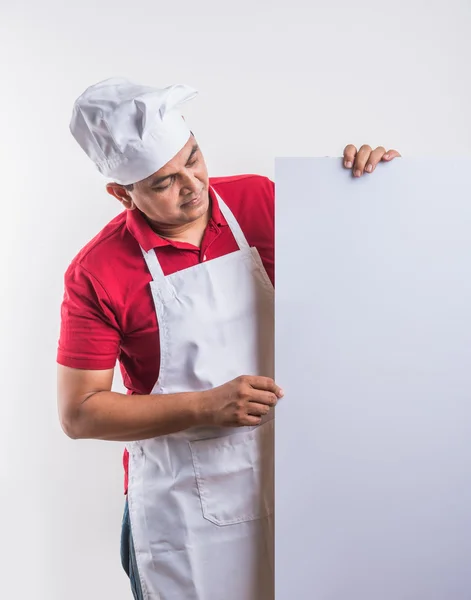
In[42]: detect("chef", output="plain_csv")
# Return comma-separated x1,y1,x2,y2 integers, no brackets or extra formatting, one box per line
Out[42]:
57,77,400,600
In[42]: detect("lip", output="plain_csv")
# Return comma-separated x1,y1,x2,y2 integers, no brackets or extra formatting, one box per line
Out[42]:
183,192,203,207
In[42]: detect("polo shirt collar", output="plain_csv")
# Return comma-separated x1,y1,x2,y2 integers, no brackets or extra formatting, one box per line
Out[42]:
126,184,226,252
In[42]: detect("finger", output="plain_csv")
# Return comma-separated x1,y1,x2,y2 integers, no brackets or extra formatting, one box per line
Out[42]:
353,144,372,177
241,415,263,427
382,149,402,161
249,390,279,408
343,144,357,169
246,376,284,397
364,146,386,174
247,402,272,417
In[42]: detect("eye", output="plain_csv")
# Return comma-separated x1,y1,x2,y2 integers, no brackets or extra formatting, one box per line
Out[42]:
187,158,198,167
153,177,174,191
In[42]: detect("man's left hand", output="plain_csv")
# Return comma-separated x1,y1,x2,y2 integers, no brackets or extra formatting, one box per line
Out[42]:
343,144,401,177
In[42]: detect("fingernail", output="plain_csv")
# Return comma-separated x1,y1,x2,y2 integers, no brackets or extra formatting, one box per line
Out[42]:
366,164,373,173
354,170,361,177
384,154,390,159
345,161,353,168
278,389,284,397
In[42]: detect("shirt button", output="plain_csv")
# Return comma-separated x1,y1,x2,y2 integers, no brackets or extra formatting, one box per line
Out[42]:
203,254,207,261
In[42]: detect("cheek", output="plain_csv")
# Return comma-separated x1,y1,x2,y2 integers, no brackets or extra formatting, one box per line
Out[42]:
199,170,209,188
153,191,183,215
134,194,168,217
196,161,209,179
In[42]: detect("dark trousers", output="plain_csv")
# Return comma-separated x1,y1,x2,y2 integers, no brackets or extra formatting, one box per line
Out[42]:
120,499,144,600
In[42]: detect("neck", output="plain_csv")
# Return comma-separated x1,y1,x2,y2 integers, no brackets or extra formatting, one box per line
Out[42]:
147,207,210,248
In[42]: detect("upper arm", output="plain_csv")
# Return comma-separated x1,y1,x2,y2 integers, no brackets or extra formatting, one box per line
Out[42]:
57,365,114,437
57,262,121,437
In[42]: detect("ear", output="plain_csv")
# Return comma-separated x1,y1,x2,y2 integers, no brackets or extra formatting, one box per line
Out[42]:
106,183,135,210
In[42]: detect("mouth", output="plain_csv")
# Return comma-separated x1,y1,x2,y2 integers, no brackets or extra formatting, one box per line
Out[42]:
182,191,204,207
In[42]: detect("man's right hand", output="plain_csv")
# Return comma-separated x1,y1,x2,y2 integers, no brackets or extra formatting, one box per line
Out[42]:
198,376,284,428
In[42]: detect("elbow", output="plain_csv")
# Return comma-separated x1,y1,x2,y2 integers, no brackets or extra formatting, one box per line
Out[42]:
58,407,87,440
59,414,81,440
61,421,80,440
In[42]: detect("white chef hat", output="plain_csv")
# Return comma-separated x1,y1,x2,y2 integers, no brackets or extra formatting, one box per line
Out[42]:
69,77,198,185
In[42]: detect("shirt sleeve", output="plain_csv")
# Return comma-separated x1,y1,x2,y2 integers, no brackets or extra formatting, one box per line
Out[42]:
57,262,121,370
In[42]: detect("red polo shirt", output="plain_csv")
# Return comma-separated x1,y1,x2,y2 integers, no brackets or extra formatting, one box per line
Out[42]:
57,174,274,492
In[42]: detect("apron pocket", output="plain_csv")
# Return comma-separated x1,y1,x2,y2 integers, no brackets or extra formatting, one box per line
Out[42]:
189,419,274,526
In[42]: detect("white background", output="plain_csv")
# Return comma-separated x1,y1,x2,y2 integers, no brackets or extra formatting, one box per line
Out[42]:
1,1,470,598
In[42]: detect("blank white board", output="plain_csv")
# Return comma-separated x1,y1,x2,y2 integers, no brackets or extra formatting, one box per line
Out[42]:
274,158,471,600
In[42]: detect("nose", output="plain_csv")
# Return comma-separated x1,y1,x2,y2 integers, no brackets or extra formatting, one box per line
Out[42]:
180,169,201,195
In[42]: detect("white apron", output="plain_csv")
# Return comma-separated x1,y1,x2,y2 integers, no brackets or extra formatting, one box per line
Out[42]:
126,190,275,600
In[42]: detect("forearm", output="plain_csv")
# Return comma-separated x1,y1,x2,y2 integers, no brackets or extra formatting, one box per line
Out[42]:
68,390,208,442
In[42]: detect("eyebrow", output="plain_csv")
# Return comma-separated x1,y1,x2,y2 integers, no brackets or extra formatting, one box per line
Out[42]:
149,144,199,187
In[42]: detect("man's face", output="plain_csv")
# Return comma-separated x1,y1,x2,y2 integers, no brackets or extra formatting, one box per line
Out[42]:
113,136,210,227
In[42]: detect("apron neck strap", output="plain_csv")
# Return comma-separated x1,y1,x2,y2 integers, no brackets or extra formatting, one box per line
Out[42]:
141,188,251,282
141,245,165,281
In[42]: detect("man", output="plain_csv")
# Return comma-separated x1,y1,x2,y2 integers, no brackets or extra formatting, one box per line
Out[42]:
57,77,400,600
